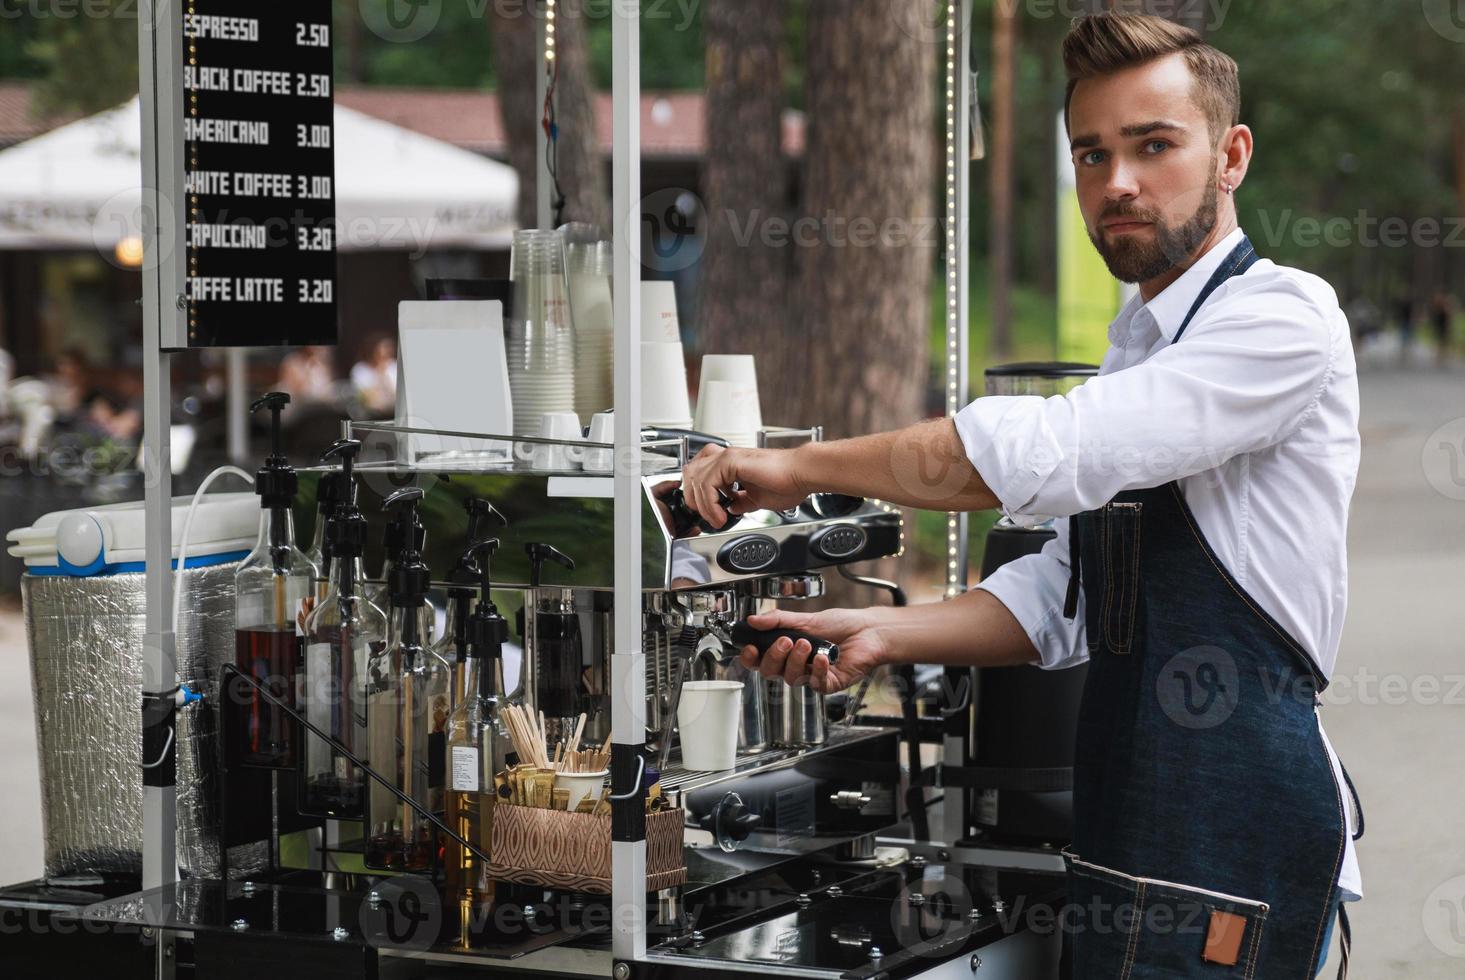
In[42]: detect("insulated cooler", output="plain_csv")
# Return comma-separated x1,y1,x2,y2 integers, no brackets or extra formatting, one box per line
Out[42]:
7,494,263,880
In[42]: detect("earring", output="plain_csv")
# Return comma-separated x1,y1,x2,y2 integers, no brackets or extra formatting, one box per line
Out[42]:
1223,182,1234,194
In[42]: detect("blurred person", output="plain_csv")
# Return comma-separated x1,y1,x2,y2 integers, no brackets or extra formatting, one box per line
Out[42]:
1429,289,1454,366
1392,290,1415,365
277,346,337,404
45,348,93,421
350,335,398,417
85,390,142,444
0,345,13,419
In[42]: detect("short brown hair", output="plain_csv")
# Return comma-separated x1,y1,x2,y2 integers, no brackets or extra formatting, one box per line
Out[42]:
1062,12,1240,142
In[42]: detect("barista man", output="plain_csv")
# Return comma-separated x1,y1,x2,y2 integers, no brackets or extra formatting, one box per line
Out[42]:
681,14,1360,980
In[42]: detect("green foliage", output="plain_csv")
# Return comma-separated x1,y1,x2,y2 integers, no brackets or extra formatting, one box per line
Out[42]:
967,0,1465,308
0,14,45,79
26,1,137,115
349,0,497,88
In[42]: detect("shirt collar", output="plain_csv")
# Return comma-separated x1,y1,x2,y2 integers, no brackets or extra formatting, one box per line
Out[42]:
1140,226,1247,342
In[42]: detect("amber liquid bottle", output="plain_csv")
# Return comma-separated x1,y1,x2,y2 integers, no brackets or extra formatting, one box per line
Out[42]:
444,539,511,946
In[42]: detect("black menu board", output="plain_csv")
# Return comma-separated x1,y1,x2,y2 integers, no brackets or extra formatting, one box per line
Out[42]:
181,3,338,348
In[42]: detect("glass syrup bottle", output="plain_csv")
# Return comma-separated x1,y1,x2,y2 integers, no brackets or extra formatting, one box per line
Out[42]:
233,393,316,770
304,468,346,605
364,488,445,872
445,538,512,945
300,439,387,820
433,497,508,712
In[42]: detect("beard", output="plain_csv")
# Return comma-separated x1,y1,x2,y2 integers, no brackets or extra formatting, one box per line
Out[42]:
1088,179,1219,284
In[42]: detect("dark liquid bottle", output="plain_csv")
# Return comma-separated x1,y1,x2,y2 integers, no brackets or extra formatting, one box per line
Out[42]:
233,627,304,769
233,392,315,771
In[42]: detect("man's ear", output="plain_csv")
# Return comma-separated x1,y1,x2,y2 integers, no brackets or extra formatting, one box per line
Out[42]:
1218,124,1253,192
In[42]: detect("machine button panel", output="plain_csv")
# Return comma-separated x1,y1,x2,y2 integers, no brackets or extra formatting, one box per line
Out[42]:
717,535,781,574
810,524,868,560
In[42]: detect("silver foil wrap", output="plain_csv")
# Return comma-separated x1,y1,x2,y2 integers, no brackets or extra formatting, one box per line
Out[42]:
22,563,267,880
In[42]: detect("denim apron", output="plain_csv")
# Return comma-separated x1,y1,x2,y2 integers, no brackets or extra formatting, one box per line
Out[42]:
1059,237,1354,979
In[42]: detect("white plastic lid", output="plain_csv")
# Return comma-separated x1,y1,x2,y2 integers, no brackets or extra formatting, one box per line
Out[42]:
5,492,259,577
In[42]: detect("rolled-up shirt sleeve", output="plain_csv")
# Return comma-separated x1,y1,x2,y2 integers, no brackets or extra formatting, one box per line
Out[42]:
974,517,1089,671
954,280,1337,519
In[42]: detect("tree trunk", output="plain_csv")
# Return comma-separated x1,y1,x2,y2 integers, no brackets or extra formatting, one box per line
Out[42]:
786,0,935,608
489,1,610,233
1453,105,1465,220
773,0,934,441
699,0,789,361
989,0,1018,360
337,0,366,84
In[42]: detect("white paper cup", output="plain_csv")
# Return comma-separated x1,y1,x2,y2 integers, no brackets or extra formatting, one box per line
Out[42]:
695,379,762,445
641,281,681,342
677,680,743,771
515,411,585,469
641,341,692,425
584,411,615,473
555,770,608,812
697,355,763,433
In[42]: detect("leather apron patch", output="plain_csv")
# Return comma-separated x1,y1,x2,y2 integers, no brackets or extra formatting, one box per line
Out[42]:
1203,909,1247,966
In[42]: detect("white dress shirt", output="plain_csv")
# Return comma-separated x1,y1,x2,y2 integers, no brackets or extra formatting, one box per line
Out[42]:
954,227,1362,898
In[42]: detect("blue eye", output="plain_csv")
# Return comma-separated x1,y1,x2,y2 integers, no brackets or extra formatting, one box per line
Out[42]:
1144,140,1170,154
1079,150,1106,166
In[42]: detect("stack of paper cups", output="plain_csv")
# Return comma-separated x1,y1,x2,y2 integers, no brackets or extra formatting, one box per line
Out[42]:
641,341,693,428
508,230,576,437
568,241,614,424
639,281,693,427
695,355,763,448
642,281,682,343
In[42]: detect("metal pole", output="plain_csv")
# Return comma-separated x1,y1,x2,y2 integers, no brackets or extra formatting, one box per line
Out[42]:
944,0,974,598
610,0,646,963
137,0,182,901
535,1,553,230
942,0,976,847
227,348,248,464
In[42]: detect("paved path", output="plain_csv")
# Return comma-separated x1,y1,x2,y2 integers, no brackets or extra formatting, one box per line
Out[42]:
1318,366,1465,978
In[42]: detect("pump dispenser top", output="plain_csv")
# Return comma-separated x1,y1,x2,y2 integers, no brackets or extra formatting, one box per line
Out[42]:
384,487,431,656
525,542,575,589
250,392,300,573
446,500,507,657
468,538,509,669
321,439,366,598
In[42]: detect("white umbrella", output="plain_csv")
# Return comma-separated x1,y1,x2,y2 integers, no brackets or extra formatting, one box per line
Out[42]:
0,98,518,251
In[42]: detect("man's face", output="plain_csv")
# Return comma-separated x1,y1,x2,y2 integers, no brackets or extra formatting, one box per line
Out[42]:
1068,53,1221,283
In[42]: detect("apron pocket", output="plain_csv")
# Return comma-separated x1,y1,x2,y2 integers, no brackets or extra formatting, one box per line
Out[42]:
1102,502,1143,655
1064,851,1268,979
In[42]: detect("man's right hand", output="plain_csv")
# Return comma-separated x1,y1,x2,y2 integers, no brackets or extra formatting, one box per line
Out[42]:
681,444,810,526
738,608,887,695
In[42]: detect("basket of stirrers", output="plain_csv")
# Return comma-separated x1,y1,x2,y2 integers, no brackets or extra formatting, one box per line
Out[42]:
486,704,686,894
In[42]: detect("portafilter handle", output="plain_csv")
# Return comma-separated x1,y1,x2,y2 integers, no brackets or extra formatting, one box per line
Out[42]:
718,621,840,667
